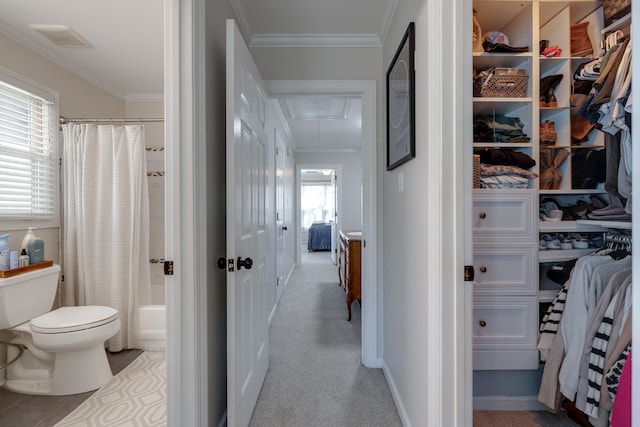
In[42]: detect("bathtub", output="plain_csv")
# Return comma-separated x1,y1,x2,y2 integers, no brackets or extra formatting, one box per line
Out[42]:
138,305,166,351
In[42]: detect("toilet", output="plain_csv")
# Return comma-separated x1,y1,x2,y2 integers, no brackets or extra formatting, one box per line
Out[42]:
0,264,120,395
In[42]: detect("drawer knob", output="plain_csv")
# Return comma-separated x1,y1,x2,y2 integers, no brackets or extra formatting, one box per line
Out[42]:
479,266,487,273
478,212,487,219
479,320,487,327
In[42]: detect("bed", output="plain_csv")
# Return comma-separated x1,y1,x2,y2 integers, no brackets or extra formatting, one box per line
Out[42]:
307,222,333,251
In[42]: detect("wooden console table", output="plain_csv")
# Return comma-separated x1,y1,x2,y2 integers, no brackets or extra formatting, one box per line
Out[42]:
338,230,361,321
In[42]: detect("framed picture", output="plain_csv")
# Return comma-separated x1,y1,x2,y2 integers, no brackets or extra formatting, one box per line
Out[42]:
386,22,415,171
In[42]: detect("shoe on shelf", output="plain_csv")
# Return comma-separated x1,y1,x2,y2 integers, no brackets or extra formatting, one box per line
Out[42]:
540,120,557,146
548,238,561,250
591,206,626,216
540,74,563,108
590,195,608,210
561,239,574,250
571,235,590,249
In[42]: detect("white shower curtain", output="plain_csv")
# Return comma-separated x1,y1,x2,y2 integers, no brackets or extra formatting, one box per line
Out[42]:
61,123,151,351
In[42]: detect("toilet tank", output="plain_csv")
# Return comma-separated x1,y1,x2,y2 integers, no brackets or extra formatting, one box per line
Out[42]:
0,264,60,330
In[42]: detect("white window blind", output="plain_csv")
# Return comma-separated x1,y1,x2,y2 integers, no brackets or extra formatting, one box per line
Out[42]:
0,77,57,220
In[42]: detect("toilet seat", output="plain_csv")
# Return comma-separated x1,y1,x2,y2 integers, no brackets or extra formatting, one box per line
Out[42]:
31,306,119,334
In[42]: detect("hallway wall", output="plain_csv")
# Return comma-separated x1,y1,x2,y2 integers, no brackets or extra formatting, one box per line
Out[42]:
296,151,362,233
382,0,466,425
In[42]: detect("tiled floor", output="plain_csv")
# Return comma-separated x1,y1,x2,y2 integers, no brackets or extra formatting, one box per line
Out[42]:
0,349,143,427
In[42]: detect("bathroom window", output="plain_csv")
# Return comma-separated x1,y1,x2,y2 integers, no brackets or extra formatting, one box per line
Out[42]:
0,69,59,229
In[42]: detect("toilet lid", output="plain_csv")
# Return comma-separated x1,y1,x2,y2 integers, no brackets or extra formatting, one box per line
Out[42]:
30,306,119,334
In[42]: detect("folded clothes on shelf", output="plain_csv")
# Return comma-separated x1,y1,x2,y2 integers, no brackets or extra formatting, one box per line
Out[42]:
473,113,530,143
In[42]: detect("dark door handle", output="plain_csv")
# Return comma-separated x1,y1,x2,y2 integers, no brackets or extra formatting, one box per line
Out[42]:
282,226,288,231
237,257,253,270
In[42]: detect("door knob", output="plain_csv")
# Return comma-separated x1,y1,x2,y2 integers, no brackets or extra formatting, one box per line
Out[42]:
479,212,487,219
237,257,253,270
282,226,288,231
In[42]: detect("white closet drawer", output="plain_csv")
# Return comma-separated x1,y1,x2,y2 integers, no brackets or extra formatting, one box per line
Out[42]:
472,191,536,242
472,296,538,371
473,244,537,295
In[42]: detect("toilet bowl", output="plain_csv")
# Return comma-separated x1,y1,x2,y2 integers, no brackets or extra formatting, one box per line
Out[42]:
0,265,121,396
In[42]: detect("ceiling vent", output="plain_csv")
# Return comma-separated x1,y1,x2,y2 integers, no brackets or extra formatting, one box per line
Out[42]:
280,97,352,120
29,25,92,48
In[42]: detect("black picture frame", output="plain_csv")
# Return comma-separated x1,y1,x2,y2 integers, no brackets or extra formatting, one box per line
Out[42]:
386,22,415,171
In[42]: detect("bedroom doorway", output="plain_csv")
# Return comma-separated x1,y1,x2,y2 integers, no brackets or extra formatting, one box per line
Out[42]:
299,166,339,265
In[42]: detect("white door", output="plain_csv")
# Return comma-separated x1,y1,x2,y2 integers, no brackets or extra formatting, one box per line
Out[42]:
226,19,269,427
275,134,286,301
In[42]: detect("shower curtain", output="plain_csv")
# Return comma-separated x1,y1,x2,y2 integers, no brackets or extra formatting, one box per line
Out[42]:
61,123,151,351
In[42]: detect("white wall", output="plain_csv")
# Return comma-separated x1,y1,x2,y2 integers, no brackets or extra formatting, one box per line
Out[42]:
0,32,124,288
296,151,363,232
382,0,467,425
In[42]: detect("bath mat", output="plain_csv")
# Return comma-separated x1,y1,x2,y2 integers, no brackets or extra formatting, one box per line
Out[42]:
55,351,166,427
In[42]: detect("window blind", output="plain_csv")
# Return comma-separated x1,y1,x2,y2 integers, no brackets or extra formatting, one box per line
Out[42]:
0,79,56,219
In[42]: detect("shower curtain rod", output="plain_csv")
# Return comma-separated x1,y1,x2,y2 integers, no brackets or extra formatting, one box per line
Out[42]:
59,116,164,125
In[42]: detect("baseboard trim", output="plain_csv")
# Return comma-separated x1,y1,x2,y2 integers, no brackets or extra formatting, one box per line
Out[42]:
268,302,278,325
285,264,295,287
217,409,227,427
473,395,548,411
382,359,412,427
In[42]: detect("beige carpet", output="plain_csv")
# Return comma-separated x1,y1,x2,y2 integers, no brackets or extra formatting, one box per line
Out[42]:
54,351,166,427
249,251,402,426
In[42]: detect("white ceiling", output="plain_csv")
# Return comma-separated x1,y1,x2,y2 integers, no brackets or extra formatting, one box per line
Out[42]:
0,0,395,150
0,0,164,100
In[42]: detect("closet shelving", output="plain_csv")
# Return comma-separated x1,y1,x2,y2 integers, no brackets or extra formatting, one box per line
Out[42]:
471,0,612,373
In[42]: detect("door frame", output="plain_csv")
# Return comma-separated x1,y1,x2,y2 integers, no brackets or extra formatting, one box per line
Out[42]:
266,80,380,367
165,0,209,425
296,164,342,265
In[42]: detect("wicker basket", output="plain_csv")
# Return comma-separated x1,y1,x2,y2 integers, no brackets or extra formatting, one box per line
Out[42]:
481,68,528,98
603,0,631,25
473,155,481,188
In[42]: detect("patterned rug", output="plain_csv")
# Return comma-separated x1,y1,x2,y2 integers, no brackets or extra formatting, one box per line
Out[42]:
55,351,166,427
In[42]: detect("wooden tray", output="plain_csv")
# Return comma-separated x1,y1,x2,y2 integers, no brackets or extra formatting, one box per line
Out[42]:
0,260,54,278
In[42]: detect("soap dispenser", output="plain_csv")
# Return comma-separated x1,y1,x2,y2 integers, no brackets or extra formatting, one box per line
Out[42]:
21,227,36,254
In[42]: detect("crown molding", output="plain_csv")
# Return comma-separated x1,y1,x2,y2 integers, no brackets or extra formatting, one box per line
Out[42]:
250,33,382,48
379,0,399,43
229,0,255,42
0,22,126,100
125,93,165,103
294,147,361,154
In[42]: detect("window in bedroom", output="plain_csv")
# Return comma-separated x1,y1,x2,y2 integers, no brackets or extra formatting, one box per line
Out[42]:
300,168,336,229
0,68,59,229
